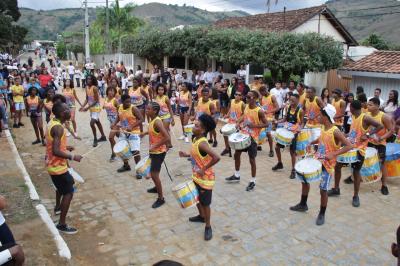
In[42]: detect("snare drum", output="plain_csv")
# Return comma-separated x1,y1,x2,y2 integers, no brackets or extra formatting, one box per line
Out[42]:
385,143,400,161
275,128,294,146
135,156,151,178
172,180,199,209
113,140,132,160
337,149,359,164
184,124,195,136
221,123,237,136
228,132,251,150
304,127,321,143
385,159,400,178
360,147,381,183
384,143,400,178
296,130,311,156
295,158,322,183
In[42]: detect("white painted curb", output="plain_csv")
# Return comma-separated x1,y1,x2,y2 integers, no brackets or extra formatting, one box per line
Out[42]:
36,204,71,259
4,129,71,260
5,130,39,200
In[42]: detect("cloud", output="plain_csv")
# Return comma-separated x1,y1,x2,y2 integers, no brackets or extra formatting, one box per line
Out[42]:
19,0,327,14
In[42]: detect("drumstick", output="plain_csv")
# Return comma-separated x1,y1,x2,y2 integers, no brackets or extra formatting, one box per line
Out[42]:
163,161,173,182
81,142,104,157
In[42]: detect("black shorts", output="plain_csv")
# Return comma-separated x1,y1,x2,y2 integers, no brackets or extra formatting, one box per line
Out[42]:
277,133,298,152
51,171,75,195
351,151,365,171
236,138,257,159
368,143,386,163
0,242,15,252
194,182,212,206
179,106,189,114
150,152,166,173
0,223,15,246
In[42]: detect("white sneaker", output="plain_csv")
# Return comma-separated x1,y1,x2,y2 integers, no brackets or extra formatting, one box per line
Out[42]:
178,135,185,140
184,137,189,143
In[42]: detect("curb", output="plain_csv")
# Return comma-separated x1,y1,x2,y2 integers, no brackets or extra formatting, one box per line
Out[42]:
4,129,71,259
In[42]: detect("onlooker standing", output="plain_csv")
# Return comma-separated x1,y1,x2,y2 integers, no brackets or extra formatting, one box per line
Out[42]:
67,62,75,88
236,64,247,79
368,88,384,108
74,68,82,88
135,65,143,78
0,195,25,266
383,90,398,118
203,67,215,86
11,77,25,128
270,81,285,116
38,69,53,89
321,88,331,105
161,67,171,84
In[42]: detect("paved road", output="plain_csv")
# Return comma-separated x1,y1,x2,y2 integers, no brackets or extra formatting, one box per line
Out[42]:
12,53,400,265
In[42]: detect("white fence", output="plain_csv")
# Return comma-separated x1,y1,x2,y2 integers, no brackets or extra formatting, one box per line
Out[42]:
91,53,146,71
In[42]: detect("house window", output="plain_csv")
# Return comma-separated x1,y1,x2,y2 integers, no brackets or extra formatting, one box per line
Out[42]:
169,56,185,69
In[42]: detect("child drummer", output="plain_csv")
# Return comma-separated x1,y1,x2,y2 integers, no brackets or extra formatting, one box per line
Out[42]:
141,102,171,208
290,104,352,225
259,85,279,157
328,100,383,207
221,91,245,157
179,114,220,241
225,90,269,191
111,94,144,175
367,97,394,195
272,93,304,179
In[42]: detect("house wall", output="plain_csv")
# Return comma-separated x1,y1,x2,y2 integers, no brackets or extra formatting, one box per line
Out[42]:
304,71,328,93
292,14,348,52
350,76,400,101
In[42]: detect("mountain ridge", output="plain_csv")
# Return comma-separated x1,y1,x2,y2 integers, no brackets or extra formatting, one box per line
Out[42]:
17,1,400,44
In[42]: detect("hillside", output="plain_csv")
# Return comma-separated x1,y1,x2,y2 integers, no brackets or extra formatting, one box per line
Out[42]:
18,3,248,41
326,0,400,43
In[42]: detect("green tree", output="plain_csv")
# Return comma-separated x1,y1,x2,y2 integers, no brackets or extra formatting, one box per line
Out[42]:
0,0,27,53
361,34,389,50
56,39,67,59
123,27,343,81
67,43,84,61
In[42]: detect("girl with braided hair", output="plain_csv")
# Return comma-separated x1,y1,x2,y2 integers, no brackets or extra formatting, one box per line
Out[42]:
179,114,220,241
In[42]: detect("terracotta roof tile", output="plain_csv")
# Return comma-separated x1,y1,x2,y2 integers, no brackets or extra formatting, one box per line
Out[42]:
341,51,400,74
214,5,327,32
214,5,358,46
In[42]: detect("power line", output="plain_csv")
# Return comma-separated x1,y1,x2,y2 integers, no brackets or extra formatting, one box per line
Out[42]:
334,4,400,12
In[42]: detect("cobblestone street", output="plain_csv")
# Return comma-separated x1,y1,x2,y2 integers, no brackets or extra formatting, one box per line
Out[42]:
8,88,400,265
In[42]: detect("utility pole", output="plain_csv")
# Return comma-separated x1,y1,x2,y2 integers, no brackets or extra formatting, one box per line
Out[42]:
84,0,90,63
106,0,110,54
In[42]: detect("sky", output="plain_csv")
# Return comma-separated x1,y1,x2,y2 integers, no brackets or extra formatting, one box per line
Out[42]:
18,0,327,14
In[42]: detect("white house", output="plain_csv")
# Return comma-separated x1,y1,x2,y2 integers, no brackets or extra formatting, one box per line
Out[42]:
338,50,400,100
214,5,358,88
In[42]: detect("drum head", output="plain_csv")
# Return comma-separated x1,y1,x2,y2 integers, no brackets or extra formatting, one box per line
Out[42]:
172,180,192,192
295,158,322,174
135,156,149,170
113,140,128,153
276,128,294,138
222,124,236,132
229,132,249,142
365,147,377,158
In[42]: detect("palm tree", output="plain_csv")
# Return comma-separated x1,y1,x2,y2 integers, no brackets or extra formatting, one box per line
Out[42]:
112,0,143,59
94,0,143,55
266,0,279,12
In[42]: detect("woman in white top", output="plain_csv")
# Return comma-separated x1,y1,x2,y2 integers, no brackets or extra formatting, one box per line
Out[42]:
383,90,398,118
0,195,25,265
